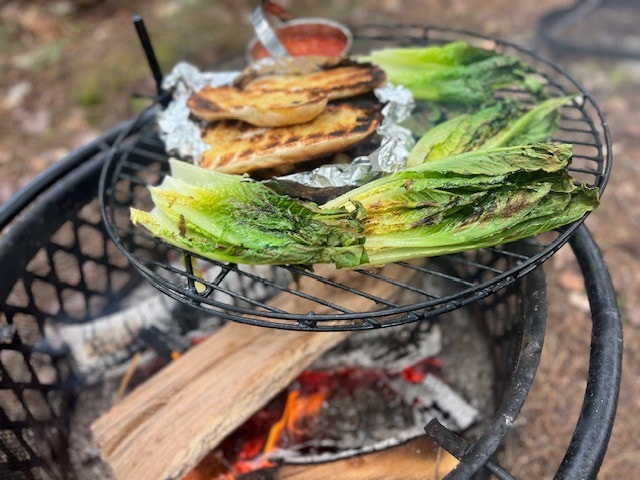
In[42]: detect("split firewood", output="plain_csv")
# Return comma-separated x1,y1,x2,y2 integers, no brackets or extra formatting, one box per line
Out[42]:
91,264,421,480
274,437,458,480
187,438,458,480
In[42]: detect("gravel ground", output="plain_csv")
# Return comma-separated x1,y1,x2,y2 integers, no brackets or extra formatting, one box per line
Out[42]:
1,1,639,478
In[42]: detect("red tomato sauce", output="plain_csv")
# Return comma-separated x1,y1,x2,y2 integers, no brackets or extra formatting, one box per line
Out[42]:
252,35,348,59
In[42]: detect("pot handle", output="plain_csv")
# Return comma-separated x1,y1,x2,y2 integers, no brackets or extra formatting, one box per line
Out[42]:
251,1,294,58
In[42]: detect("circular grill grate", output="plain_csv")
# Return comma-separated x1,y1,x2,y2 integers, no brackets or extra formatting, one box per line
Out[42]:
99,25,611,331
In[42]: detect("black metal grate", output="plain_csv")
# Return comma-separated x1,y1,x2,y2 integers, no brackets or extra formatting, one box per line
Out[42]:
99,25,611,331
0,147,145,480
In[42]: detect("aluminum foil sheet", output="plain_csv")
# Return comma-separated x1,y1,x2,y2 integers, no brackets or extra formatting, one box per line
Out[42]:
157,62,238,160
269,83,416,193
156,62,416,194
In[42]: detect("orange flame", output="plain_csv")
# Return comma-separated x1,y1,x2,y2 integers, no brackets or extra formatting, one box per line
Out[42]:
185,358,441,479
232,381,329,476
263,387,327,454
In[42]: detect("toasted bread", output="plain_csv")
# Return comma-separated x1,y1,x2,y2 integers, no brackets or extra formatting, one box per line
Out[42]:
187,85,328,127
232,56,346,88
244,64,387,101
199,99,381,174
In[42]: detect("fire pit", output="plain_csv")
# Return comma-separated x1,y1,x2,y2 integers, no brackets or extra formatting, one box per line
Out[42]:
0,143,545,478
0,22,621,480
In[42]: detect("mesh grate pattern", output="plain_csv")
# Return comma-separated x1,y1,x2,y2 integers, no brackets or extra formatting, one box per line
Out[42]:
0,152,142,479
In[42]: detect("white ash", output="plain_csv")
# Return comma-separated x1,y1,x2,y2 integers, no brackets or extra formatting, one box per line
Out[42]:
47,287,175,382
388,374,479,432
270,319,479,464
45,262,291,384
312,322,442,372
437,305,497,439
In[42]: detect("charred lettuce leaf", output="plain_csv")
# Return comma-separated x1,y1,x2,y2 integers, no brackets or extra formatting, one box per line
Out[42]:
132,146,598,269
323,143,599,266
361,42,545,107
131,160,368,268
407,96,574,166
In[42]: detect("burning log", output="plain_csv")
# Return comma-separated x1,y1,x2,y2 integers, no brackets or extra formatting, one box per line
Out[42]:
272,437,458,479
183,359,466,479
44,263,292,384
91,264,422,479
181,321,476,479
186,437,458,479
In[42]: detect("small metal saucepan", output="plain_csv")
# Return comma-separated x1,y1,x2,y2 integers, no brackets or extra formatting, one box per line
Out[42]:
247,1,352,62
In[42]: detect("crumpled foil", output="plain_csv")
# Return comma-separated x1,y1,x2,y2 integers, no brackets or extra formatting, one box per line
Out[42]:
266,83,416,193
367,82,417,172
157,62,238,161
156,62,416,192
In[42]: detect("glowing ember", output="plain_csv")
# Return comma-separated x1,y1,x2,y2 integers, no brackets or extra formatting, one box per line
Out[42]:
401,357,442,384
184,321,480,478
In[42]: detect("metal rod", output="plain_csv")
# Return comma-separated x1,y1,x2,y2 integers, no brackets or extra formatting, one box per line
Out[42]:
554,226,623,479
424,420,517,480
132,14,164,96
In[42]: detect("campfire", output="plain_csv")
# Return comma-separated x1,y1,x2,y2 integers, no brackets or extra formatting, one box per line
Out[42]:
19,7,587,478
183,324,475,479
0,2,615,477
185,359,464,479
83,267,495,480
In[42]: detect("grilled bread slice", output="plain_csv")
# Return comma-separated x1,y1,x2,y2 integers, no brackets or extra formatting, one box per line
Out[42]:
244,64,387,101
232,56,346,88
199,99,381,174
187,85,328,127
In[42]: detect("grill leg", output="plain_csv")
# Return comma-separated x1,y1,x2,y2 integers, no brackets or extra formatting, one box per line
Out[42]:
425,263,547,479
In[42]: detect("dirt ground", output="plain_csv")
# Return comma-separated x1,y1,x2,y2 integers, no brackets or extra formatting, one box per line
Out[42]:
1,1,639,478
